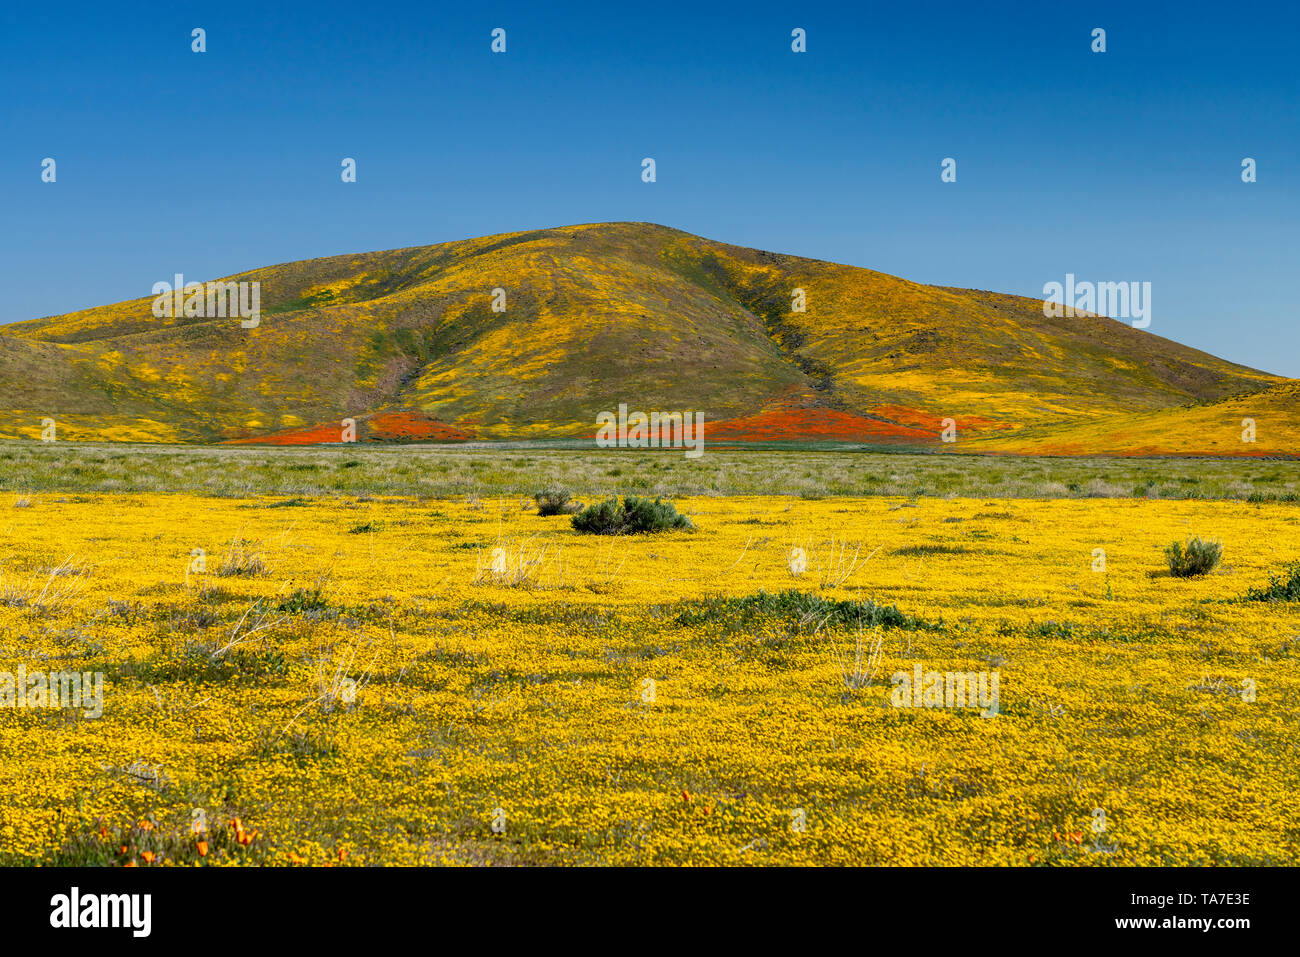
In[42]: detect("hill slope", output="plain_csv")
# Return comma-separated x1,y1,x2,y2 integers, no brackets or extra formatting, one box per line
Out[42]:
0,222,1291,452
968,382,1300,457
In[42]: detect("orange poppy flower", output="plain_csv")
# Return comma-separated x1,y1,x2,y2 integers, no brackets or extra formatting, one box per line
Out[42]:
141,851,155,864
197,841,208,857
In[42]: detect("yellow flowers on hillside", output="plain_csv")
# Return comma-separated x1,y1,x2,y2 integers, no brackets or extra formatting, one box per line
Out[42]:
0,492,1296,865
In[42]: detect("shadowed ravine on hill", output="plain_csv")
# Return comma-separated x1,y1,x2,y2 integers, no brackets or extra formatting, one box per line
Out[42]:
0,222,1294,455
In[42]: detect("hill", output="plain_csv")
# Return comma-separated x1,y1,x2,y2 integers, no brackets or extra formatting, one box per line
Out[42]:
0,222,1291,453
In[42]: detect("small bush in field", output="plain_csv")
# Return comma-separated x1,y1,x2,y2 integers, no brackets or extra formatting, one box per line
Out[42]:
1165,537,1222,577
571,495,693,535
534,487,580,516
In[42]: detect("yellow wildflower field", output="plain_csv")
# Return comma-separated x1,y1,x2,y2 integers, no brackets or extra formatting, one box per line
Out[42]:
1,492,1297,865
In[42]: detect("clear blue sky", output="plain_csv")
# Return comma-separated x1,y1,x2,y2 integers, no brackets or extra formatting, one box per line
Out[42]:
1,0,1296,376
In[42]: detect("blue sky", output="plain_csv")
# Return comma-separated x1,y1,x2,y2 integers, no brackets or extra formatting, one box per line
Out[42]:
1,0,1296,375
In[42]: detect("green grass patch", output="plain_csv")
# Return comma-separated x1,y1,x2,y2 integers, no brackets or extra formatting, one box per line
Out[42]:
673,589,941,632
